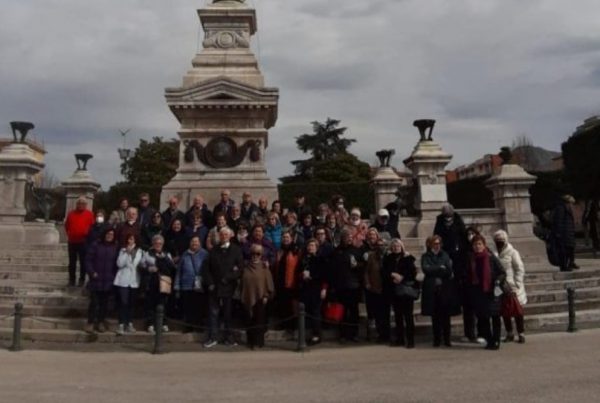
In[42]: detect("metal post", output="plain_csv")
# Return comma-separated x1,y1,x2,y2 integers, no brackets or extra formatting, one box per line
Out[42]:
152,304,165,354
567,287,577,333
297,302,307,352
10,303,23,352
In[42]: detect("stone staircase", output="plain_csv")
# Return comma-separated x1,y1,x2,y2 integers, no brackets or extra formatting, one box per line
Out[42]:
0,244,599,344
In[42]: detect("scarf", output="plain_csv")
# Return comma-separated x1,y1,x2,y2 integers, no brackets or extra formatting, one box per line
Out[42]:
470,251,491,292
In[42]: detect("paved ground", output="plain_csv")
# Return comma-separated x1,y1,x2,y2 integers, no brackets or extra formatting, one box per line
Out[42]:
0,330,599,403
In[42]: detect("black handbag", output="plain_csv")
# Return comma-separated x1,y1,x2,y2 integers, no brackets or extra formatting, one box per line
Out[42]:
395,281,420,300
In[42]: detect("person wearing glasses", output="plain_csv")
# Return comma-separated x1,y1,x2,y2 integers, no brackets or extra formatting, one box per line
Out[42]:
240,244,275,349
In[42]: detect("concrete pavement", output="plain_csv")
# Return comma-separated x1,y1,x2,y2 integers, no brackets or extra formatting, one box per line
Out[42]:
0,330,599,403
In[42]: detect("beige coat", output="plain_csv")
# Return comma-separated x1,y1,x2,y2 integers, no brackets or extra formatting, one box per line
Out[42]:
496,243,527,305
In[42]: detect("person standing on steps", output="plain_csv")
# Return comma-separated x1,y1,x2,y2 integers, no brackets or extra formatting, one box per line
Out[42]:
114,234,143,335
84,228,119,334
552,194,578,271
65,197,95,287
494,230,527,344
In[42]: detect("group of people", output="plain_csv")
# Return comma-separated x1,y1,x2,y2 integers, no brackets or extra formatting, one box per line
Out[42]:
64,191,528,350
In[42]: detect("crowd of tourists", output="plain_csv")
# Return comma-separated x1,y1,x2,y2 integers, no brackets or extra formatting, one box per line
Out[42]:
64,191,530,350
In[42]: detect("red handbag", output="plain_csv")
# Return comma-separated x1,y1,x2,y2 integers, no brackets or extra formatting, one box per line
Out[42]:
323,302,345,323
501,293,524,317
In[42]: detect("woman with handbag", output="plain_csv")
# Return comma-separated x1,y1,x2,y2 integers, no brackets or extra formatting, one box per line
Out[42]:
421,235,459,347
114,233,143,335
467,235,507,350
140,234,177,334
174,236,209,333
383,239,420,348
494,230,527,344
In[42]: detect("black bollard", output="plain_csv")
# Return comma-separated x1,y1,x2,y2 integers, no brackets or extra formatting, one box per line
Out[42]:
10,303,23,352
297,303,307,352
567,287,577,333
153,304,165,355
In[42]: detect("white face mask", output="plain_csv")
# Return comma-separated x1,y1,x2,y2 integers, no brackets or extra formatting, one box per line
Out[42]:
96,216,105,224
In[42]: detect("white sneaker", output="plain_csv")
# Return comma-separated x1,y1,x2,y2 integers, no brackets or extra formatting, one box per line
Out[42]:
126,323,136,333
162,325,169,333
203,339,218,348
147,325,155,335
116,324,125,336
476,337,487,345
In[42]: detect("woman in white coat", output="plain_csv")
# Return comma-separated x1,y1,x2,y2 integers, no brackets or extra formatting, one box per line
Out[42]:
114,234,143,335
494,230,527,343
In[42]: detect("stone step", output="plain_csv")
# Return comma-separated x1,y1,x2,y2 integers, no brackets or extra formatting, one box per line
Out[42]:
525,277,600,292
0,250,69,259
525,267,600,282
0,257,67,265
523,298,600,315
527,287,600,304
2,244,68,251
1,309,598,345
0,264,67,273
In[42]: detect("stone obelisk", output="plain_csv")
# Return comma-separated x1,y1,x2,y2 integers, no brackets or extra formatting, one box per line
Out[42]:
161,0,279,209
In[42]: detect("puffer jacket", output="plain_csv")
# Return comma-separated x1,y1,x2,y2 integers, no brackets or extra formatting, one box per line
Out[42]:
175,248,209,291
114,247,143,288
496,243,527,305
85,241,118,291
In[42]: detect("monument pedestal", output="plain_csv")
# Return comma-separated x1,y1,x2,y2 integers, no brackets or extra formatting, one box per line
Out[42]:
486,164,547,266
61,169,101,216
0,143,59,245
404,139,452,238
371,167,403,213
161,0,279,210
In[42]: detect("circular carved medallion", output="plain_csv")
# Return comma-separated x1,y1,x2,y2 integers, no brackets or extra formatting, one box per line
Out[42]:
205,137,238,168
217,32,236,48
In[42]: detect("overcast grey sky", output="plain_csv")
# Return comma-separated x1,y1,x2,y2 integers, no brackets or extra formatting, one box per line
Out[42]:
1,0,600,189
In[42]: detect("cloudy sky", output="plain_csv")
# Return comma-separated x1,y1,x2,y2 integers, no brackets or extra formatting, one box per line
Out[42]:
1,0,600,189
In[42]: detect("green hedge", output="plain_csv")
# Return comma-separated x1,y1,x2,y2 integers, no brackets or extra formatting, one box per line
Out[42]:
447,176,495,209
278,181,374,217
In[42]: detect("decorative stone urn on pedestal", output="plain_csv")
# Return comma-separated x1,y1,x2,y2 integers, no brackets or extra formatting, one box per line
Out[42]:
161,0,279,209
0,122,59,244
61,154,101,217
403,120,452,237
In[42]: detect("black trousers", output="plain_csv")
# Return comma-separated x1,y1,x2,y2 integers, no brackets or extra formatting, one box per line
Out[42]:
374,294,391,341
503,315,525,334
432,290,451,345
68,242,86,283
462,285,486,340
117,286,136,325
180,290,198,328
479,315,502,346
245,302,267,348
145,291,168,327
338,289,361,339
302,288,323,338
392,297,415,345
87,290,110,324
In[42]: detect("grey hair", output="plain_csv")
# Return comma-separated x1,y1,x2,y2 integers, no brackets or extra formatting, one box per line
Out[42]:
151,234,164,244
219,226,234,237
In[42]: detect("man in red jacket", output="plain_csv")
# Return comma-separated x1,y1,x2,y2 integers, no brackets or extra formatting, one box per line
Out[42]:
65,197,95,286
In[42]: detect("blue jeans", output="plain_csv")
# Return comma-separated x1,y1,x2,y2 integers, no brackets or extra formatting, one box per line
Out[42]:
208,294,232,342
117,287,136,325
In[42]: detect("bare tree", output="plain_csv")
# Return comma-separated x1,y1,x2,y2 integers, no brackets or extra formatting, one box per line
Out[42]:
39,167,60,189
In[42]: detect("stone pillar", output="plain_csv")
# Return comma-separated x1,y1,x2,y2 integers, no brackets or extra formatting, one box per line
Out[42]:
403,120,452,237
61,157,101,216
0,142,59,244
485,164,547,263
371,167,403,212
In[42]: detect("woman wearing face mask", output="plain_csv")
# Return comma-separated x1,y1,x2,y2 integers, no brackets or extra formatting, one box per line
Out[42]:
467,235,507,350
493,230,527,344
241,244,275,349
86,209,108,247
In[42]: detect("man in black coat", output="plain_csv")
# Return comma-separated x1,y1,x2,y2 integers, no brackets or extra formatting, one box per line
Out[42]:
552,195,577,271
185,194,214,228
331,230,365,342
162,196,186,231
433,204,476,341
202,227,243,347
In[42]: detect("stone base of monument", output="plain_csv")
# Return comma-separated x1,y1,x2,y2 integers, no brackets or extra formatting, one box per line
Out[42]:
161,173,278,211
0,222,60,245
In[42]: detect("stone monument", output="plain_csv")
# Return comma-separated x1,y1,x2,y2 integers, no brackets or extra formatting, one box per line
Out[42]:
161,0,279,209
61,154,101,216
403,119,452,237
0,122,59,244
371,149,403,212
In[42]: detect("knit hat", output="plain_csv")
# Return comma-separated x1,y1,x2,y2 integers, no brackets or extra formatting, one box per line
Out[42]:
493,229,508,242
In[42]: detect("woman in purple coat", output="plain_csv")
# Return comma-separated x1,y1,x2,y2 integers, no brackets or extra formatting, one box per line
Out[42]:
84,228,119,333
